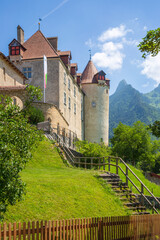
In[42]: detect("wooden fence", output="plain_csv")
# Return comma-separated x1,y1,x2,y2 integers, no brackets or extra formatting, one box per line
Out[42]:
73,155,160,214
1,215,160,240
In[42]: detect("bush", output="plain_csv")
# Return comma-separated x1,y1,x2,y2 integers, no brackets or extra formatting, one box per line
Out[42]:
27,106,44,125
75,140,111,169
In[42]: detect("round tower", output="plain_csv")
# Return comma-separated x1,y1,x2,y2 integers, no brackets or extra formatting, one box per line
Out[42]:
81,60,110,145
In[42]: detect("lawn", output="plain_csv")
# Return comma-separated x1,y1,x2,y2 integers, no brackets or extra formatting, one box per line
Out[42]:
2,140,129,223
107,160,160,197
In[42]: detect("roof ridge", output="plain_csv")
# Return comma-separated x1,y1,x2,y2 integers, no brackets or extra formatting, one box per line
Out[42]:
38,30,59,56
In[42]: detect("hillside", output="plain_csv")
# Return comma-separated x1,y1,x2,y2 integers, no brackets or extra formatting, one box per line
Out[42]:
2,139,128,223
109,80,160,138
144,84,160,109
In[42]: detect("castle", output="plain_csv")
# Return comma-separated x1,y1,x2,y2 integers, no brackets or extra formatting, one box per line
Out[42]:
5,26,110,145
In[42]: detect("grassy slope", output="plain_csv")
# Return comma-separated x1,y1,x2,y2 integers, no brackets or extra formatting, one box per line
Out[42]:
3,140,128,223
109,162,160,197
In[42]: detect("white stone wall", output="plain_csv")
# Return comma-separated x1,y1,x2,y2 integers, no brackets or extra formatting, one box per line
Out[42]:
82,83,109,145
14,57,84,140
0,57,24,86
59,60,84,140
15,58,60,105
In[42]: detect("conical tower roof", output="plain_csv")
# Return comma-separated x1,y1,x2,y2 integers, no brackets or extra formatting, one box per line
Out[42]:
81,60,98,84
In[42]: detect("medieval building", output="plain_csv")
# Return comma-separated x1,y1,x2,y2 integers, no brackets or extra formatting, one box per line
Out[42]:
7,26,110,145
0,51,27,109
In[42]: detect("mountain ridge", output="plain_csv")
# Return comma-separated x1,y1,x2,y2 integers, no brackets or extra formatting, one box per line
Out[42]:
109,80,160,138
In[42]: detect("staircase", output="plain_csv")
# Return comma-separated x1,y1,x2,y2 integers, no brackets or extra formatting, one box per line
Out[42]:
44,127,160,215
99,172,150,215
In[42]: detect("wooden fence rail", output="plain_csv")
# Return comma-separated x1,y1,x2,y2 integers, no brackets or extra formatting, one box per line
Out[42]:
1,215,160,240
73,156,160,214
50,128,160,213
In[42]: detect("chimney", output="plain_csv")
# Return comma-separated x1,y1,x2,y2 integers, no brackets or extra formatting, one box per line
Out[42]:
17,25,24,44
47,37,58,51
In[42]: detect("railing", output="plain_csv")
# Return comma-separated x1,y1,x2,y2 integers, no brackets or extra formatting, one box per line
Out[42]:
73,156,160,214
49,127,160,214
51,126,77,150
50,128,75,166
1,215,160,240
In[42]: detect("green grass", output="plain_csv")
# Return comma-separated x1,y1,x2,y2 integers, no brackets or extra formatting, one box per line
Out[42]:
107,161,160,197
2,140,129,223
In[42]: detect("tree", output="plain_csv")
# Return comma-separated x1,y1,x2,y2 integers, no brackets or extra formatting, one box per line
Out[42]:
138,29,160,137
0,96,41,219
111,121,160,171
24,85,43,109
138,27,160,58
23,85,44,124
149,121,160,138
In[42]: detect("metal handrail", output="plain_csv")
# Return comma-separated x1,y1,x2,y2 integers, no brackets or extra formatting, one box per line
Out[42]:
50,127,160,214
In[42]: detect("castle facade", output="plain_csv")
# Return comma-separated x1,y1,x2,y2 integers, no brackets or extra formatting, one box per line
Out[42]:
8,26,110,145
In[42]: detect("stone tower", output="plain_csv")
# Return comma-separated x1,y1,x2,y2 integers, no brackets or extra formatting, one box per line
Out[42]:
81,60,110,145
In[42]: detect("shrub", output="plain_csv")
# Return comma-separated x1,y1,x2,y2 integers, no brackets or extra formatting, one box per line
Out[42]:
27,106,44,125
75,140,111,169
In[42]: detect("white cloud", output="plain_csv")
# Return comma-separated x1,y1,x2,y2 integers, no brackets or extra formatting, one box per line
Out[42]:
98,24,132,42
85,38,95,48
92,41,125,70
122,37,139,46
142,82,150,88
141,53,160,84
143,26,147,31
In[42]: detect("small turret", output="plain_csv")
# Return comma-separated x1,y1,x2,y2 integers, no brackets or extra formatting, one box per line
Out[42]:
81,60,110,145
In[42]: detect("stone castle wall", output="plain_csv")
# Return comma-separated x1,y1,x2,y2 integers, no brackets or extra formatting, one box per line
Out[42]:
0,57,24,86
32,102,69,130
15,58,60,106
58,60,84,140
82,83,109,145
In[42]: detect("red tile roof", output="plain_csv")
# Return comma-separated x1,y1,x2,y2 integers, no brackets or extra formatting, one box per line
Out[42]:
81,60,98,84
0,85,26,91
70,63,78,70
58,51,71,56
22,31,58,59
58,51,72,60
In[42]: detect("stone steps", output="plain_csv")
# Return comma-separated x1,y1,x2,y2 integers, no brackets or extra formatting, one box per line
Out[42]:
99,172,150,215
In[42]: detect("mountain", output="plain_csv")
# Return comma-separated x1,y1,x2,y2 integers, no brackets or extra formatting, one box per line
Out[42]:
143,84,160,109
109,80,160,138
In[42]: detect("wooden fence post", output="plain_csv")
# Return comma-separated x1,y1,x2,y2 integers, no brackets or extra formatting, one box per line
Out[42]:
99,159,101,170
98,218,103,240
141,184,144,206
91,158,93,170
116,158,119,175
152,201,155,214
78,158,80,168
108,157,110,172
103,157,105,171
85,158,87,169
126,166,128,186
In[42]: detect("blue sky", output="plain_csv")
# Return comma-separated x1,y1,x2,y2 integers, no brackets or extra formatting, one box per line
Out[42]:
1,0,160,94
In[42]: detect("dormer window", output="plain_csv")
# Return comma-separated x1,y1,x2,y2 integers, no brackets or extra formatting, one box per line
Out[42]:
10,46,20,55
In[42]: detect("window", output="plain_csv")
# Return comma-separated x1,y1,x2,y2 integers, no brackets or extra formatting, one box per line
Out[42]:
74,103,76,114
74,86,76,97
3,68,6,81
68,78,70,90
13,98,17,105
64,92,66,105
68,97,71,109
10,46,20,55
64,72,66,85
23,67,32,78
